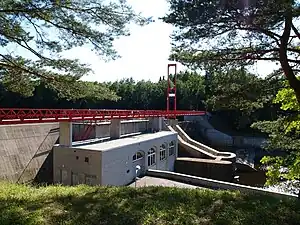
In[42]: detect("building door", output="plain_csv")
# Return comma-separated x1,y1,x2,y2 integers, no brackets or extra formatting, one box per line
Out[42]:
132,151,145,178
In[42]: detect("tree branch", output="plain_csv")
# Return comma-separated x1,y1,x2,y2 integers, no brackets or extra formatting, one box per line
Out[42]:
291,23,300,39
0,54,55,81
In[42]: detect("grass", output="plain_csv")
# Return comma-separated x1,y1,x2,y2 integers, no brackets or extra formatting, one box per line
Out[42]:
0,182,300,225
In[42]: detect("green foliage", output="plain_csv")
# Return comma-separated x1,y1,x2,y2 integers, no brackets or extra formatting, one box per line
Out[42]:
163,0,300,66
0,0,150,100
274,86,300,111
176,71,205,110
45,78,120,101
252,81,300,185
0,182,299,225
163,0,300,102
104,72,206,110
204,68,281,112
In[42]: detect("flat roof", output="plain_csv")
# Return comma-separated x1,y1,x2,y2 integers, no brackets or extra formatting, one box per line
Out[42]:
73,131,176,152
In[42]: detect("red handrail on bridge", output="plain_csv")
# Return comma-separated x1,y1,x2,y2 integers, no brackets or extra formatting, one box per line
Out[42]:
0,108,206,125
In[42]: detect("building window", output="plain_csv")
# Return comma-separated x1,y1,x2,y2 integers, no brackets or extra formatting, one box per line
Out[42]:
133,151,143,161
147,148,156,167
160,144,166,160
85,157,89,163
169,141,175,156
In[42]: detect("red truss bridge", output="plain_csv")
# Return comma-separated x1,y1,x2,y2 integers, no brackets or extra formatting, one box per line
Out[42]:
0,64,206,125
0,108,206,125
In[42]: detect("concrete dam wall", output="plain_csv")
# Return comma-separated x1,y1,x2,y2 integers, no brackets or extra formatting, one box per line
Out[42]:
0,123,59,183
0,119,152,183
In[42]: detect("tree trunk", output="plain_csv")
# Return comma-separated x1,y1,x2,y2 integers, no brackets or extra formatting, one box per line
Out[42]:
283,65,300,103
280,12,300,104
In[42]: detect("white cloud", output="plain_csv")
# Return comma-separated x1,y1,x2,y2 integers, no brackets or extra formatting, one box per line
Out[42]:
62,0,279,82
62,0,185,83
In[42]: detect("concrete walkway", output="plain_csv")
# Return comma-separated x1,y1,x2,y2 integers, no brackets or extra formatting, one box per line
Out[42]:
129,176,200,189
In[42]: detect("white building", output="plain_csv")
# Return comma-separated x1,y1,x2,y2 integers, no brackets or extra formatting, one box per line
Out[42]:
53,131,178,186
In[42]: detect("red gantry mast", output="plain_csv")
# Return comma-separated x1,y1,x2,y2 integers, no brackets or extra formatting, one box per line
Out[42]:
167,64,177,118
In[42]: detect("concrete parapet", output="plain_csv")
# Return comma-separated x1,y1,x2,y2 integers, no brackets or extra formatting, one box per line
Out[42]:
148,117,163,132
110,119,121,139
168,119,178,126
146,169,298,200
59,122,72,147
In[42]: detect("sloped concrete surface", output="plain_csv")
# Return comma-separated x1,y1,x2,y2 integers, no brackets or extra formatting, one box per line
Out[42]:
0,123,59,183
168,125,236,162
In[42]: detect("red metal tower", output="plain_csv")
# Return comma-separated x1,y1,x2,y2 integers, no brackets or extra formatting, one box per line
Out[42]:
167,64,177,118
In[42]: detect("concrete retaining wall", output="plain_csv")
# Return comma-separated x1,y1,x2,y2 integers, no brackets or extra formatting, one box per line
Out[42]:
0,123,59,183
146,169,298,199
175,157,234,182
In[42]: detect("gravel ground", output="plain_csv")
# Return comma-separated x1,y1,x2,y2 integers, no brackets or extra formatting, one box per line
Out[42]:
129,176,202,189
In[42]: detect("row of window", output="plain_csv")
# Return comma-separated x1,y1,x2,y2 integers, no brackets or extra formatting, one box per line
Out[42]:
131,141,176,167
148,141,176,167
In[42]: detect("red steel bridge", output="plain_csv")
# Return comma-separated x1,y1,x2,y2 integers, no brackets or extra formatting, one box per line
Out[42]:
0,108,206,125
0,64,206,125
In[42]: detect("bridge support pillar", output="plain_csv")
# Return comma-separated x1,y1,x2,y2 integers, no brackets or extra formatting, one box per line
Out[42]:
169,119,178,126
95,122,110,138
148,117,164,132
59,122,72,147
110,119,121,139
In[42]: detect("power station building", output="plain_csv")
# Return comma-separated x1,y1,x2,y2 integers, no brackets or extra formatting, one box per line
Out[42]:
53,130,178,186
